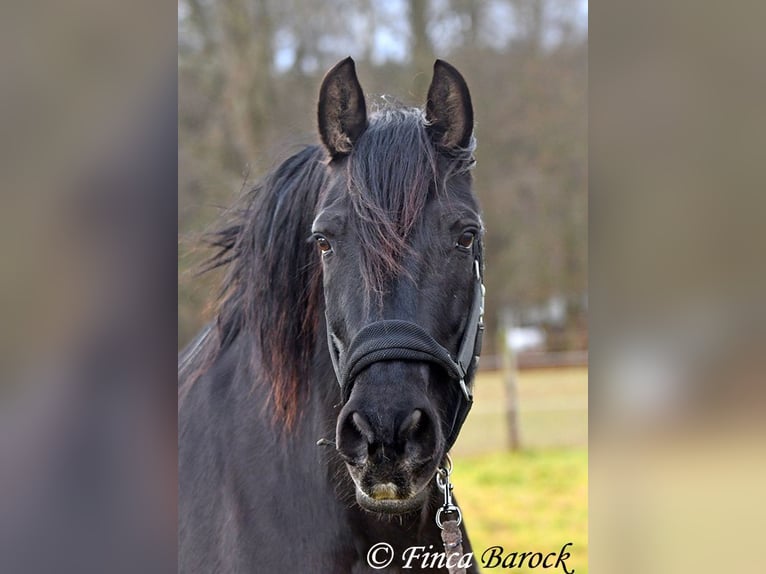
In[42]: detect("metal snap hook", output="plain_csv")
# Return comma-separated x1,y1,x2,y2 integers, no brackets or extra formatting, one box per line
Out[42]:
435,454,461,529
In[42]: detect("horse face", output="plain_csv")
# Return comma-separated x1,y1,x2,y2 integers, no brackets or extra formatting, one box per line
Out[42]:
314,59,479,514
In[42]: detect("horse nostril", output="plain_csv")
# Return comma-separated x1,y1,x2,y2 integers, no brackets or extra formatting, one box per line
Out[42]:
399,408,435,446
352,412,374,442
397,408,423,440
398,408,437,462
337,411,373,463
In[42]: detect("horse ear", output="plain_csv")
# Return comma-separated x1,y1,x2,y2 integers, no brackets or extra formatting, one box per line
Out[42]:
318,57,368,159
425,60,474,150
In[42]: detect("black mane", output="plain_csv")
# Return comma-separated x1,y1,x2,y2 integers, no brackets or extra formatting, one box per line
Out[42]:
179,145,327,427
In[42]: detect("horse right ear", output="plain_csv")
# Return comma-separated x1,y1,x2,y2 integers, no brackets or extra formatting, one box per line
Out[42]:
318,57,368,159
425,60,474,150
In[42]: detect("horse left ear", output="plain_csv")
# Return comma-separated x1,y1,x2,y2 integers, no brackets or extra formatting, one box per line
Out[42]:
318,57,368,159
425,60,474,150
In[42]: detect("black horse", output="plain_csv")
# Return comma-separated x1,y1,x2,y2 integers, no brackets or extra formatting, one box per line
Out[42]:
179,58,484,573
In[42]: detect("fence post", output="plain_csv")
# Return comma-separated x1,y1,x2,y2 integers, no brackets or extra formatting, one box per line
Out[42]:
501,325,522,451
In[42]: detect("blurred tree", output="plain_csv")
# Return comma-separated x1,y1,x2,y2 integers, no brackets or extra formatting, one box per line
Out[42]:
409,0,433,95
511,0,545,53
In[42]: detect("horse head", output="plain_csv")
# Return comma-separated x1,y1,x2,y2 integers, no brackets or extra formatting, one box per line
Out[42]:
314,58,483,514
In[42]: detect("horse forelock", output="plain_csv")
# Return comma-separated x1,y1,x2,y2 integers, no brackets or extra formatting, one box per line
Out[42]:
345,106,476,299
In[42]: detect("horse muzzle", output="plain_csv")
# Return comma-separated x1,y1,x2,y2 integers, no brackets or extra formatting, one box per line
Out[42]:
335,362,444,514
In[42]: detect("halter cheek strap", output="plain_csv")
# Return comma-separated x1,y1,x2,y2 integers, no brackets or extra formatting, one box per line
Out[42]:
326,260,485,452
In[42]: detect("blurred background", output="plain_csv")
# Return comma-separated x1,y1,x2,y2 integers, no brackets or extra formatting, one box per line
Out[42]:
179,1,588,571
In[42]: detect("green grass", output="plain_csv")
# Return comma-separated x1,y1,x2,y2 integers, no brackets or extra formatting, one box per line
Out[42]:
452,448,588,573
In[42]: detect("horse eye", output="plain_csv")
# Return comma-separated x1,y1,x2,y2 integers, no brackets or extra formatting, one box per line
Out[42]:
315,236,332,254
456,231,475,249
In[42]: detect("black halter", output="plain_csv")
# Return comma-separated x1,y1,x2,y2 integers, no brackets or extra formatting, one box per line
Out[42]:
326,260,485,452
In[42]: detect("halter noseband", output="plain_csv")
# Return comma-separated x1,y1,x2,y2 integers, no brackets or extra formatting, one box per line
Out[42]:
326,259,485,452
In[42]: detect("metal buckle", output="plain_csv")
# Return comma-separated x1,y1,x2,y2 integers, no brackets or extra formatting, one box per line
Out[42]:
458,378,471,402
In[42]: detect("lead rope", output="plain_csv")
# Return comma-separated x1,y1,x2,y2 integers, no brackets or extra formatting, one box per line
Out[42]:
435,455,466,574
